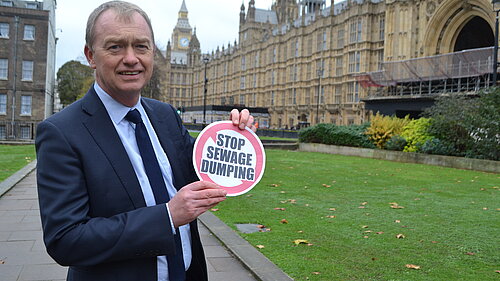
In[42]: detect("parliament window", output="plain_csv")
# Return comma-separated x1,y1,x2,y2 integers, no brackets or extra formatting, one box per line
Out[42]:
348,52,360,73
337,28,344,48
241,56,246,71
379,17,385,40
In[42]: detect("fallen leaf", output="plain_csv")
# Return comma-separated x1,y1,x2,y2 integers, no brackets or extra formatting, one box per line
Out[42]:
396,234,406,239
293,239,309,245
390,202,405,209
280,219,289,224
431,241,439,243
376,232,384,235
329,208,337,211
483,208,488,210
495,270,500,274
405,264,421,270
364,230,373,233
363,236,369,238
307,243,314,246
358,206,366,209
256,245,265,249
391,205,405,209
394,220,401,223
312,272,321,275
361,202,368,206
297,230,304,233
362,225,369,228
257,225,266,229
274,208,286,211
325,215,336,218
322,184,331,188
210,208,219,212
280,191,286,194
270,184,280,187
465,252,475,255
371,257,378,261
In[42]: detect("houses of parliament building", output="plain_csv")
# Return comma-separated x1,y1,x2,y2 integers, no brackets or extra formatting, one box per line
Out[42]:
161,0,497,129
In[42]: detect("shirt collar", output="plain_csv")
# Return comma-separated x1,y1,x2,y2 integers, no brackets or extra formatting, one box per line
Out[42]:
93,82,144,125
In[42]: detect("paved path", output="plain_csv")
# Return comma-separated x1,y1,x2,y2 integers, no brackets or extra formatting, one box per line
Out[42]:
0,170,257,281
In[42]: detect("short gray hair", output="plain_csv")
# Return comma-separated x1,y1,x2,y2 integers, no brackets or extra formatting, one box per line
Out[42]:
85,1,155,50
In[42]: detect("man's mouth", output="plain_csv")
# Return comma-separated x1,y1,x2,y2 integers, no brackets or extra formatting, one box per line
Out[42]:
119,71,141,75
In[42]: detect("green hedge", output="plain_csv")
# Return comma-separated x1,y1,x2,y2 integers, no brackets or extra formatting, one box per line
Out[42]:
299,123,375,148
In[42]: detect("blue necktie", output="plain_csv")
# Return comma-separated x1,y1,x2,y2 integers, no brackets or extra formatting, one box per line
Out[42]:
125,109,186,281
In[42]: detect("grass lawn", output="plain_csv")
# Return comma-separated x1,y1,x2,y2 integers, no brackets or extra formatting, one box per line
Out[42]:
0,145,35,182
213,149,500,280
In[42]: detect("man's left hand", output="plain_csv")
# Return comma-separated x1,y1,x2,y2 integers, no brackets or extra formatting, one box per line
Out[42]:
230,109,256,132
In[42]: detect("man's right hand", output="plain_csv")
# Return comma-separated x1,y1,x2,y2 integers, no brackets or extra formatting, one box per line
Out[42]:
168,181,227,228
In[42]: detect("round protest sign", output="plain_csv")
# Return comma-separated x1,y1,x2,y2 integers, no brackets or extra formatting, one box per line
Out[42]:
193,121,266,196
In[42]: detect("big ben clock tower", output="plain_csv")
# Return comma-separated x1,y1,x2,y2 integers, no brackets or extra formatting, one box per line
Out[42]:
172,0,192,52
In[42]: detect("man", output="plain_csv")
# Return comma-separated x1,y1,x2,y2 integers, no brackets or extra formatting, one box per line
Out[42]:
35,1,255,280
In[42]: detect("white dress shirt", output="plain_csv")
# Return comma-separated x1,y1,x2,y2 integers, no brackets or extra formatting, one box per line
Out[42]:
94,83,192,281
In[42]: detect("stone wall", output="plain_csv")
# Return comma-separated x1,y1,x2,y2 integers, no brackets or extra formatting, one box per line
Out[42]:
299,143,499,173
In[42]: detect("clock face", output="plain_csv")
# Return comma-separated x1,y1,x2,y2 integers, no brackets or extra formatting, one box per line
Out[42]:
180,37,190,47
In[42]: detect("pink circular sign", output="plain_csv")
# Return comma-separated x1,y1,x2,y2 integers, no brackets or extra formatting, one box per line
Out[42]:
193,121,266,196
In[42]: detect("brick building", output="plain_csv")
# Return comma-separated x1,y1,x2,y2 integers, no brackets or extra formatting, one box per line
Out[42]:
0,0,56,140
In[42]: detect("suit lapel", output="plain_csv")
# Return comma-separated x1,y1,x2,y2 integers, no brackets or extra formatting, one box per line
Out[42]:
142,100,184,191
81,88,147,208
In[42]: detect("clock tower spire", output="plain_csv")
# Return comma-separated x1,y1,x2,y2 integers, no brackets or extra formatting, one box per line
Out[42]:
172,0,192,52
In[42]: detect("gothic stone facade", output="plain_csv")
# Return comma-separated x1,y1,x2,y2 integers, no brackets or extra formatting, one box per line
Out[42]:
164,0,497,129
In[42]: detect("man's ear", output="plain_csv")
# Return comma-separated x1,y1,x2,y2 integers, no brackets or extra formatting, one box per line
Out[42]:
84,45,97,69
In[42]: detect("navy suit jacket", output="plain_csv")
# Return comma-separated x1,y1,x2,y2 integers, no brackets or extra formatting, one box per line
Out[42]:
36,87,207,281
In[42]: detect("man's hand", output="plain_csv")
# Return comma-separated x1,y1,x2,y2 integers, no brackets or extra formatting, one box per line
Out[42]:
168,181,227,228
230,109,257,132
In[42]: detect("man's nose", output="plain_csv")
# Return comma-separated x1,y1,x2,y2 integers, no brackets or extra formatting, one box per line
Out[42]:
122,47,139,65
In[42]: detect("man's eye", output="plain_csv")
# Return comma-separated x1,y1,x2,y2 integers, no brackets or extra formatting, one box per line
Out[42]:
136,44,149,50
108,45,121,51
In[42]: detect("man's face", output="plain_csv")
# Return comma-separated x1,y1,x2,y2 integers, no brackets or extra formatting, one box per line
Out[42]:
85,10,154,104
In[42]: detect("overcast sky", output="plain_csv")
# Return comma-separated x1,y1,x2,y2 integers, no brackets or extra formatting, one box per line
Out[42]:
55,0,279,71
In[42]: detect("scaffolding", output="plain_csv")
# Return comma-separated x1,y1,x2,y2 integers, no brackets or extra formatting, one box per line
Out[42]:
358,47,495,97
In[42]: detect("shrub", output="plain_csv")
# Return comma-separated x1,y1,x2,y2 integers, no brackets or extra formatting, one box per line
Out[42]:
424,89,500,160
400,118,432,152
365,113,410,148
420,138,458,156
385,135,407,151
298,123,334,144
299,123,375,148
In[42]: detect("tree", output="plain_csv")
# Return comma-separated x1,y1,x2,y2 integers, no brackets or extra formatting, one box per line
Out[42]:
142,48,166,101
57,60,94,106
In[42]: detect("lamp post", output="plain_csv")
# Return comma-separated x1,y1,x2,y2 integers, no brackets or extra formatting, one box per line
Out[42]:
316,67,323,125
203,56,209,126
493,0,500,86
